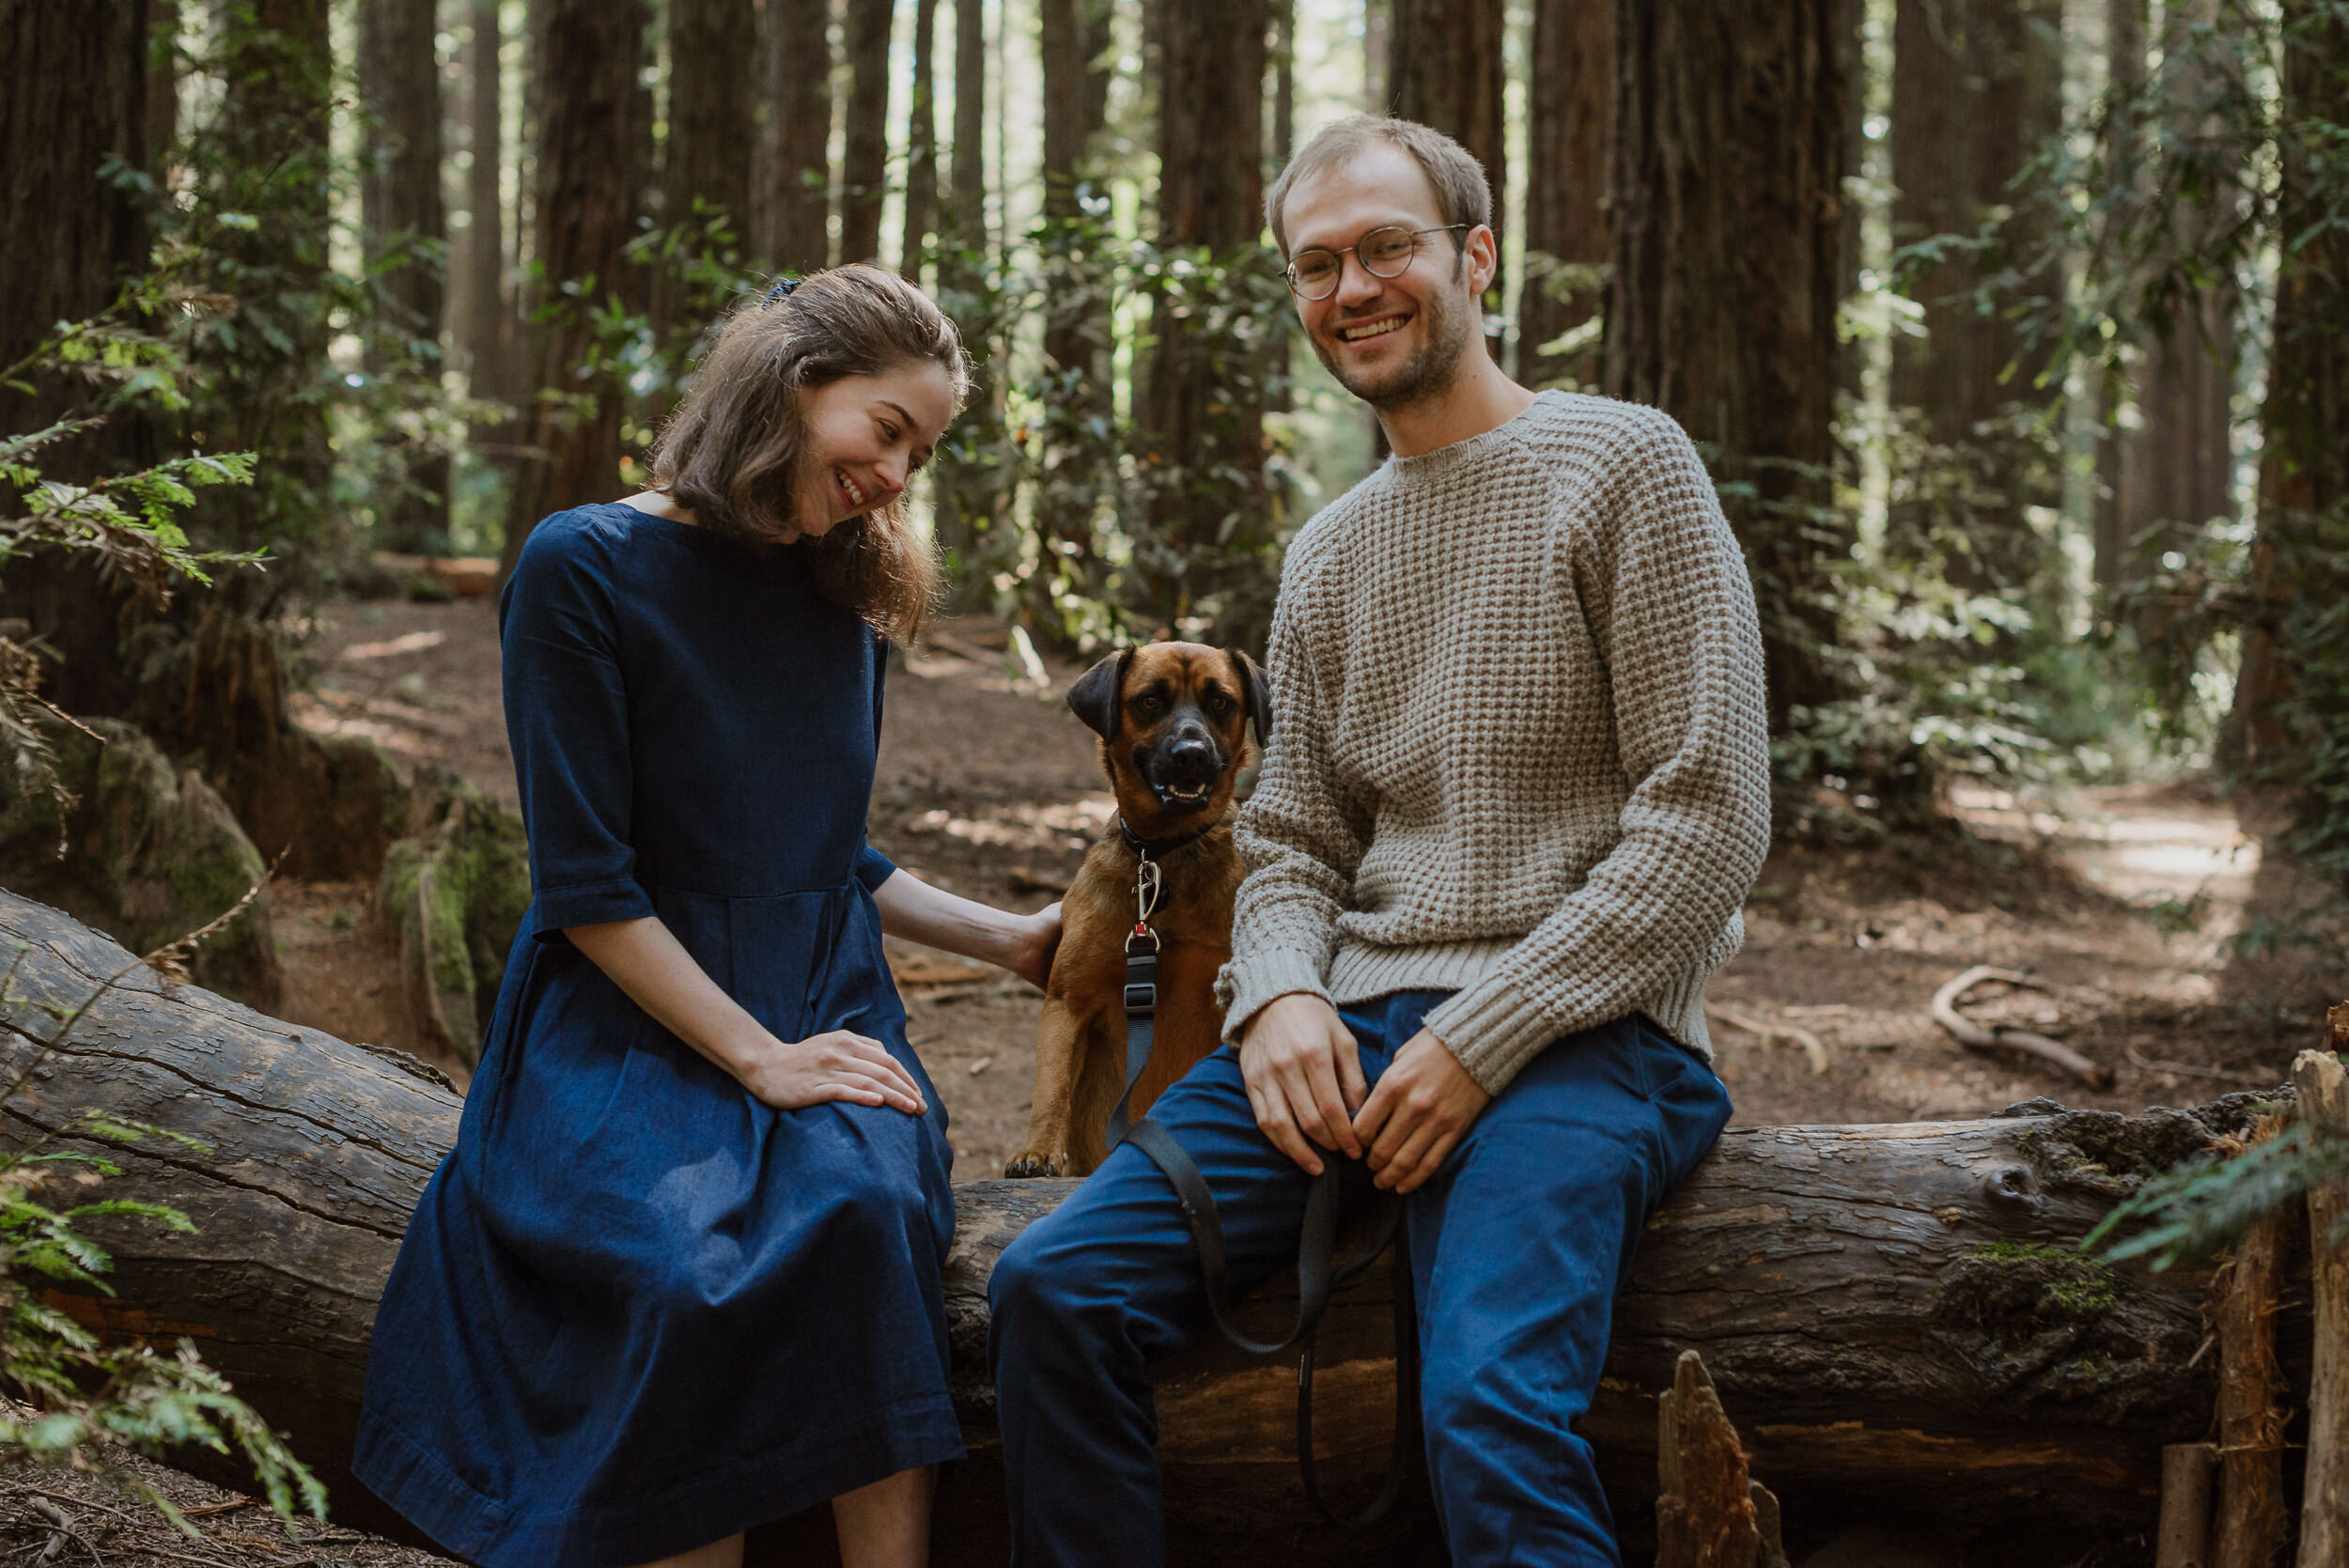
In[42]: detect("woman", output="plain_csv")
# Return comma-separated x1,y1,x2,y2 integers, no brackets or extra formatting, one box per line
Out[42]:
354,266,1056,1568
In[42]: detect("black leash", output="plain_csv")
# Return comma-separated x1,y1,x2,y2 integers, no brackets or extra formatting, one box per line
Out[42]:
1104,826,1421,1528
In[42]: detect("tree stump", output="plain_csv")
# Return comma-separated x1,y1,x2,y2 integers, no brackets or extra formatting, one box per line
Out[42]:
2295,1047,2348,1567
2216,1117,2293,1568
1656,1349,1787,1568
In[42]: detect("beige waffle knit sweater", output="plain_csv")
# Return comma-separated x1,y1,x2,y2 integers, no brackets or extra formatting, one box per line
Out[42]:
1213,391,1773,1094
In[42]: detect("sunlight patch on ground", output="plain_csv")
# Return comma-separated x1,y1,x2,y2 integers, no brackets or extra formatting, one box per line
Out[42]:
906,795,1117,854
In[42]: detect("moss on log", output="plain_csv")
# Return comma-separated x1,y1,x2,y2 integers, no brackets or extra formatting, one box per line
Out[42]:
0,891,2298,1562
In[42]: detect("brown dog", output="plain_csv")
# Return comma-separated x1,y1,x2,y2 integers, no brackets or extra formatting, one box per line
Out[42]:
1004,642,1270,1178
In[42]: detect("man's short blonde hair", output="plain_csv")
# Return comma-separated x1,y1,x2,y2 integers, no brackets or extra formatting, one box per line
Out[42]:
1265,115,1493,256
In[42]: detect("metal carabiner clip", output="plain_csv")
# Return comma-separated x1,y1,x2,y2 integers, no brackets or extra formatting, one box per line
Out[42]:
1134,859,1164,926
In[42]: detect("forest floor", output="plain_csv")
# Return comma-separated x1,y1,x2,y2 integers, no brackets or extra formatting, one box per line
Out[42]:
26,590,2346,1564
272,592,2348,1170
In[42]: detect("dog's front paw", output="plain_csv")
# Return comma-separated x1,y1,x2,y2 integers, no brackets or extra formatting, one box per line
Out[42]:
1003,1148,1067,1178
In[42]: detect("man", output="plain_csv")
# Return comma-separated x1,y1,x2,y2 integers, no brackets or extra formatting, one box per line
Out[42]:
988,116,1771,1565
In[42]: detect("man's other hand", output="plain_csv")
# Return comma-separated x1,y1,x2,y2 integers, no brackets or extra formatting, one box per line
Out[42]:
1353,1029,1490,1194
1237,993,1368,1175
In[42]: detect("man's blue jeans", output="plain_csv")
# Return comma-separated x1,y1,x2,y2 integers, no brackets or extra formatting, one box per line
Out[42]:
987,990,1734,1567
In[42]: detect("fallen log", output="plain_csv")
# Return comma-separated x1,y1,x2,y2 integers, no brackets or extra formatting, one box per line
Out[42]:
0,892,2297,1563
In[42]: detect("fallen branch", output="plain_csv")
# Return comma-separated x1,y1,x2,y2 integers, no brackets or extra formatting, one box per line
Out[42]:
1703,1003,1829,1075
1932,965,2115,1089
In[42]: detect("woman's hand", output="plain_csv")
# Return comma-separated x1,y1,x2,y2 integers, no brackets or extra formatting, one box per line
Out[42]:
1004,902,1063,991
730,1029,929,1115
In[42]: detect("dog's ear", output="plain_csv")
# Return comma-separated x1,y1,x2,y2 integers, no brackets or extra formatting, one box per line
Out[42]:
1228,648,1272,744
1066,648,1132,739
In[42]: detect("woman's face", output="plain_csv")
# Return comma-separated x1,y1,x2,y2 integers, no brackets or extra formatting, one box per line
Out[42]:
793,360,959,537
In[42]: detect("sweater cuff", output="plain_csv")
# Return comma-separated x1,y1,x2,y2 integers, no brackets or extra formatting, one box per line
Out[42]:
1215,946,1333,1046
1423,971,1559,1095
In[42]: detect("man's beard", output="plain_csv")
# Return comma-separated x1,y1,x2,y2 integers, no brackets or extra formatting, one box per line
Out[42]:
1309,255,1477,411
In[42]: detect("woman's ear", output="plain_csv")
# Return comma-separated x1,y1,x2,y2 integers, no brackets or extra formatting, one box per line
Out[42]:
1229,648,1271,743
1065,648,1133,739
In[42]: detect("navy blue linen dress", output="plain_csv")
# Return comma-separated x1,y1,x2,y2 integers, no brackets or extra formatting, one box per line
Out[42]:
353,504,961,1568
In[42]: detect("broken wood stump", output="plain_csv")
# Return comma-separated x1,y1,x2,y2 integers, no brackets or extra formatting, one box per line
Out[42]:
2215,1117,2293,1568
1657,1349,1787,1568
2296,1046,2348,1568
0,892,2301,1562
2157,1442,2217,1568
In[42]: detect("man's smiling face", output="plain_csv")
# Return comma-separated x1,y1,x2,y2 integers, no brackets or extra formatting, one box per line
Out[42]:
1280,144,1494,410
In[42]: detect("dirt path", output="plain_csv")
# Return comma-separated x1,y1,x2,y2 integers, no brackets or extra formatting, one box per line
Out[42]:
272,596,2343,1177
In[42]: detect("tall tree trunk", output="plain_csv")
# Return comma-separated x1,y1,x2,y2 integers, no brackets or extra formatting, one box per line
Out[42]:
145,0,176,173
761,0,833,275
1519,0,1610,388
1362,0,1389,112
904,0,939,280
360,0,452,554
0,0,148,449
501,0,647,573
1143,0,1268,633
2231,0,2349,772
842,0,895,263
1605,0,1851,728
2108,0,2237,598
1889,0,2064,590
459,0,512,404
2092,0,2147,596
661,0,757,331
1389,0,1504,334
1035,0,1114,601
1269,0,1293,169
931,0,996,587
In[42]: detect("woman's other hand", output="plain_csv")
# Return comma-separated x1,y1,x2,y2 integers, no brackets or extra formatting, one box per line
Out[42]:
734,1029,928,1115
1005,902,1062,991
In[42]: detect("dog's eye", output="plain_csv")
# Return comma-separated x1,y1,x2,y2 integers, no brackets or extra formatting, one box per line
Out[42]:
1135,693,1163,711
1205,690,1232,713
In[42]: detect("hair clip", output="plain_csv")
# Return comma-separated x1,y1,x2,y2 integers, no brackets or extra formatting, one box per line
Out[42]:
761,276,801,306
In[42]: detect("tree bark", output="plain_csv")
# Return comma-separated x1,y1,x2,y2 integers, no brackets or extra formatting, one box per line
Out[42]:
841,0,895,264
1604,0,1851,728
459,0,514,405
1141,0,1268,632
2295,1048,2348,1566
1389,0,1504,336
1519,0,1610,388
5,892,2299,1560
949,0,986,248
760,0,834,276
2214,1185,2291,1568
1889,0,2063,591
145,0,177,182
0,0,148,449
359,0,452,554
903,0,939,281
2229,0,2349,772
500,0,648,575
661,0,758,330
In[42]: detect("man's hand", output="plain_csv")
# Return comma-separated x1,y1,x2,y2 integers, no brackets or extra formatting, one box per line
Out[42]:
1352,1028,1489,1194
1237,993,1368,1175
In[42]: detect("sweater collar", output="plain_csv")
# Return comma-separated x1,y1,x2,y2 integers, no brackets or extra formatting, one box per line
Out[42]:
1382,389,1567,483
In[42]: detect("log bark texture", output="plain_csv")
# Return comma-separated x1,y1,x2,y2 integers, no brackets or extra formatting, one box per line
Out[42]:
2215,1132,2292,1568
2296,1048,2347,1567
0,893,2296,1560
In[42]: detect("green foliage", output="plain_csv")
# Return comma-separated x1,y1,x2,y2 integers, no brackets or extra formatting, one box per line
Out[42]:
2082,1098,2349,1270
0,942,322,1522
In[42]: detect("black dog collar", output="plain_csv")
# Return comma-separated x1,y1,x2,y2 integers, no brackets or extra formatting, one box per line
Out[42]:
1116,815,1216,862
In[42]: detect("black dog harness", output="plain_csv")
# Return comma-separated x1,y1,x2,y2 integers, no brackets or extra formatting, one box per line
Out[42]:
1106,818,1422,1528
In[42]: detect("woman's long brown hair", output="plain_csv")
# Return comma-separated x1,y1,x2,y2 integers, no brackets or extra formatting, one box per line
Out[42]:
649,264,969,642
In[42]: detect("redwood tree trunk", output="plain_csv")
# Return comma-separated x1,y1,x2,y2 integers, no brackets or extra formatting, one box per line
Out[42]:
502,0,647,573
841,0,895,264
1142,0,1267,630
2231,0,2349,771
1389,0,1504,332
459,0,513,405
0,0,148,446
761,0,833,276
359,0,451,552
1889,0,2064,590
1604,0,1851,726
1519,0,1610,387
903,0,939,279
661,0,756,330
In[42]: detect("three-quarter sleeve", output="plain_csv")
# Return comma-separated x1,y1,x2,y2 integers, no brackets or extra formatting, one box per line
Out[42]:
855,631,899,893
501,517,659,939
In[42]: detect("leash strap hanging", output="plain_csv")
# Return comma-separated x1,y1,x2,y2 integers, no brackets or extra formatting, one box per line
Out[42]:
1097,829,1421,1526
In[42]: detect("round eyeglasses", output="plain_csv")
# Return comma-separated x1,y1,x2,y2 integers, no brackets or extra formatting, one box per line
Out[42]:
1283,224,1470,301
